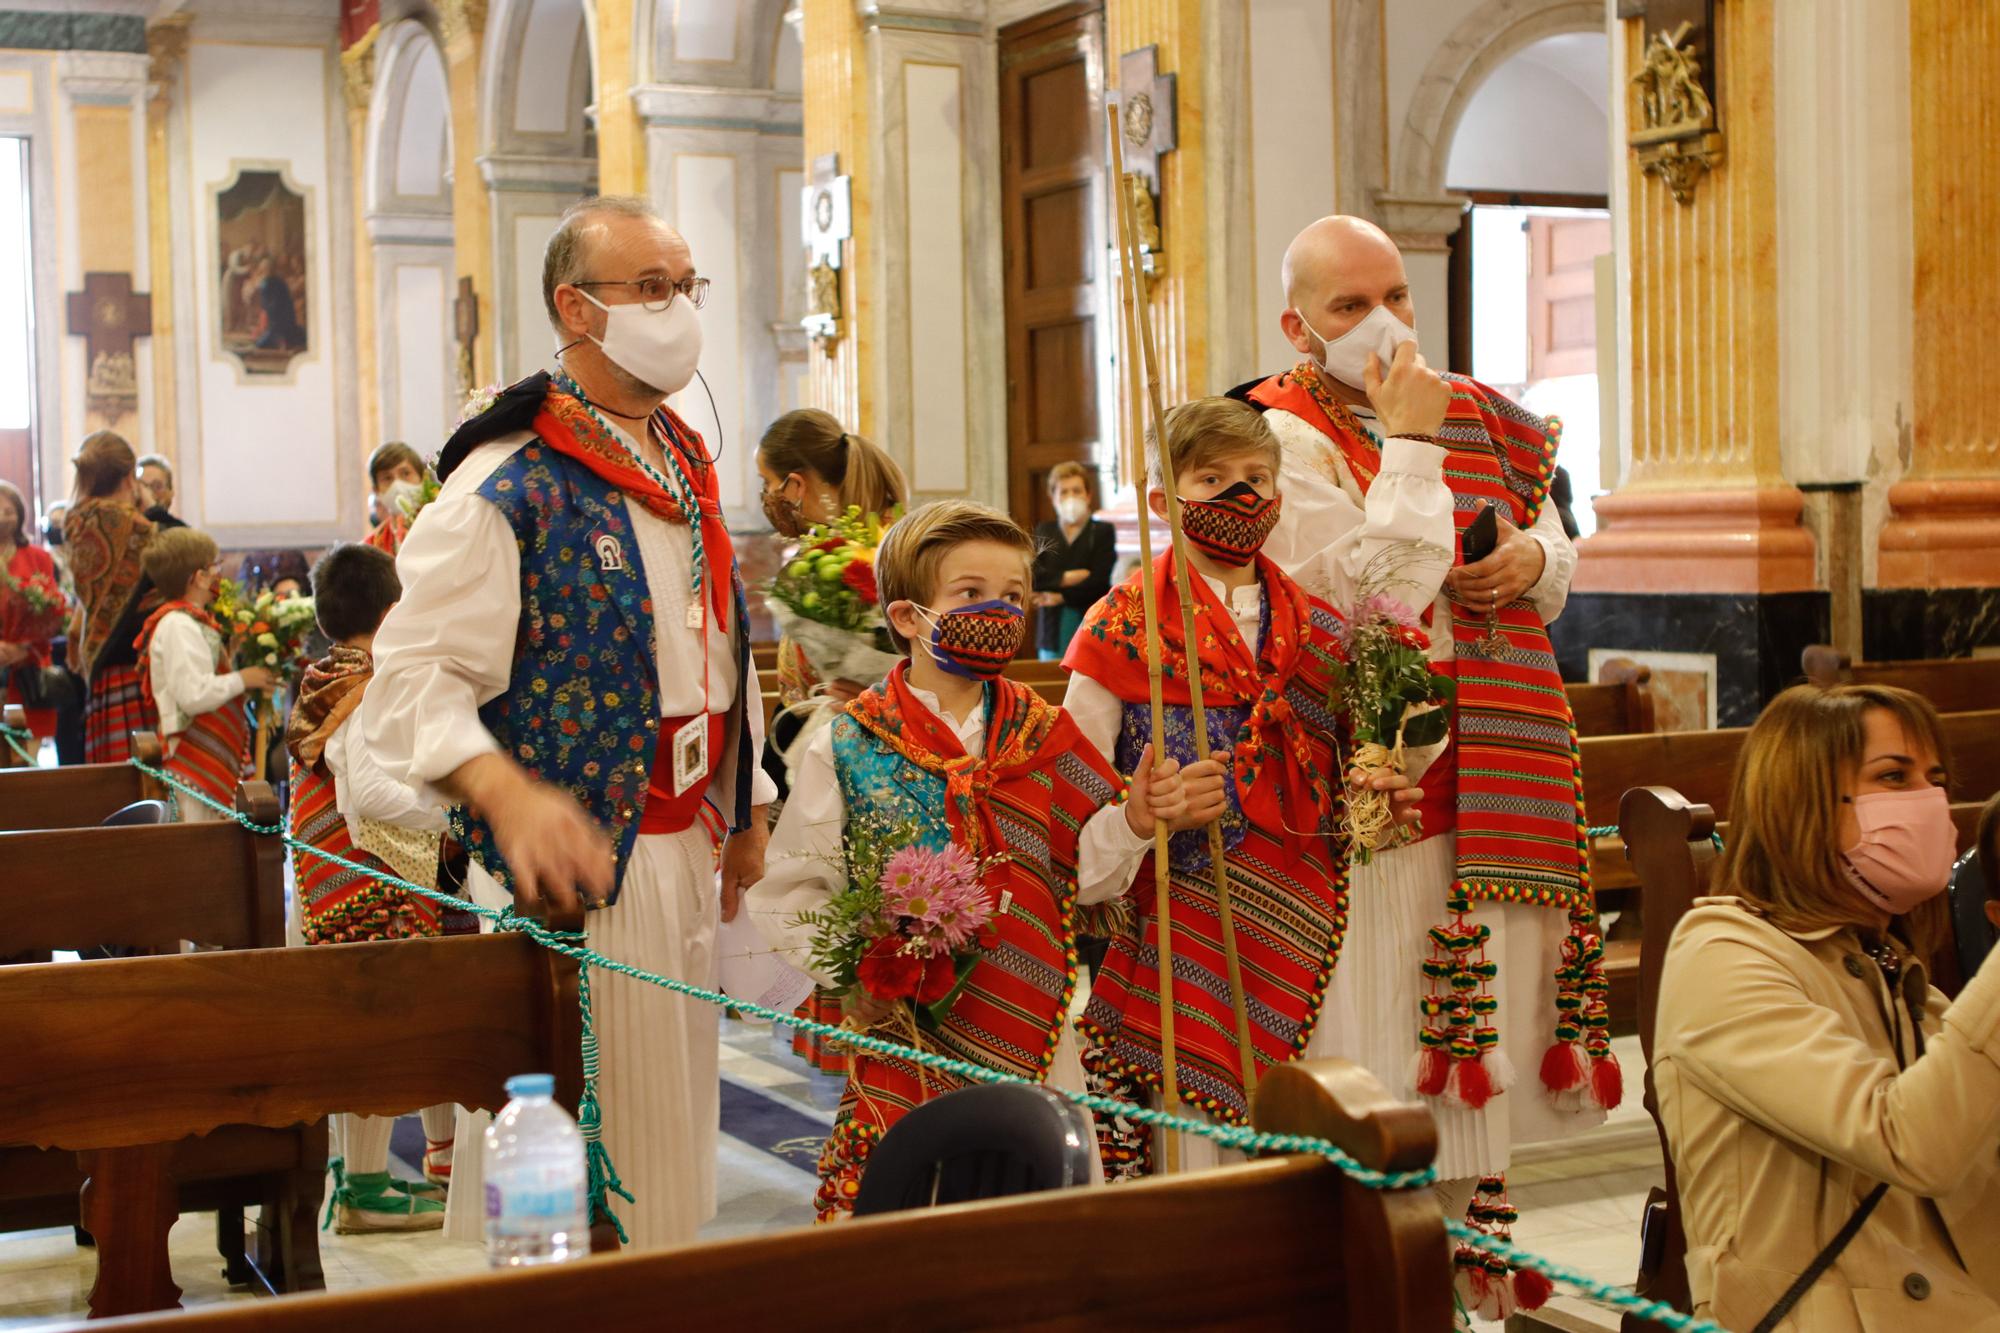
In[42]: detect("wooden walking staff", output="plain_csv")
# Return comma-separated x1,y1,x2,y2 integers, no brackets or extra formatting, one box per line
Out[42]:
1105,103,1261,1105
1108,135,1183,1177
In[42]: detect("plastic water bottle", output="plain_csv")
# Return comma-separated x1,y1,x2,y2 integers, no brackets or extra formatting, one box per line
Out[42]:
483,1073,588,1267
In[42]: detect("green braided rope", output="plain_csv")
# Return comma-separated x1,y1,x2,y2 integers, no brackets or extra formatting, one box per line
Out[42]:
574,960,634,1242
1,721,39,765
1445,1221,1725,1333
1587,823,1725,851
131,756,1728,1327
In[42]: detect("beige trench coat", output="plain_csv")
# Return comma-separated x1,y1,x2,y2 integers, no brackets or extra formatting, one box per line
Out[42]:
1655,896,2000,1332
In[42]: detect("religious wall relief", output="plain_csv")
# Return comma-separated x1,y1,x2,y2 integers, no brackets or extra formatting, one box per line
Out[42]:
211,163,313,380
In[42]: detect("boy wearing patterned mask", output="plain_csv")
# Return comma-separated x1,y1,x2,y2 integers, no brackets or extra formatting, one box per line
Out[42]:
749,499,1209,1218
1062,396,1419,1176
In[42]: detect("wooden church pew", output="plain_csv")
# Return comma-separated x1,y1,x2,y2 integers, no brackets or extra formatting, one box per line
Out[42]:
1565,658,1658,738
1581,708,2000,1031
1803,643,2000,713
0,780,292,1301
72,1060,1450,1333
0,921,586,1319
0,732,166,831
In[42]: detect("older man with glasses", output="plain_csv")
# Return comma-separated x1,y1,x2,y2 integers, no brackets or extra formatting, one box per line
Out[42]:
364,194,774,1251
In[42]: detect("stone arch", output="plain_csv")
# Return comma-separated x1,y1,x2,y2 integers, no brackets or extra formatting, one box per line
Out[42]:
479,0,592,158
1390,0,1605,202
367,19,453,219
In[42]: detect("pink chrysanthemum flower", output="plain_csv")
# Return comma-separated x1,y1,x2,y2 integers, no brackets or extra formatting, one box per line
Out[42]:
878,845,993,955
1357,591,1422,629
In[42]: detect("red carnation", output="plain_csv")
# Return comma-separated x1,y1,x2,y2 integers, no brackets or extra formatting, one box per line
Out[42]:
814,537,844,553
855,936,923,1001
841,560,879,604
914,955,958,1004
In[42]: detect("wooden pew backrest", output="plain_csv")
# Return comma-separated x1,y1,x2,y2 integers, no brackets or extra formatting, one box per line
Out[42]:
0,930,582,1154
0,783,283,954
0,735,164,832
1802,646,2000,715
1618,785,1720,1328
80,1059,1450,1333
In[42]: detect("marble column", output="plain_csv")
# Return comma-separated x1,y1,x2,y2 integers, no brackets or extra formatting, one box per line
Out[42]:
800,0,870,433
1564,0,1823,725
342,26,382,450
1869,2,2000,657
439,0,496,392
143,17,189,466
54,49,151,450
590,0,648,196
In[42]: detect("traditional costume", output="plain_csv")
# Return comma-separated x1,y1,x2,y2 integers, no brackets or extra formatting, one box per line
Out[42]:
1061,550,1350,1173
764,574,905,1076
134,599,250,821
748,663,1145,1218
63,498,157,763
286,643,455,1230
364,370,775,1251
1244,360,1613,1310
0,541,66,743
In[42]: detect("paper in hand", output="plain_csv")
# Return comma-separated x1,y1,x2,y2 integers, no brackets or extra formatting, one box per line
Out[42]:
717,910,816,1016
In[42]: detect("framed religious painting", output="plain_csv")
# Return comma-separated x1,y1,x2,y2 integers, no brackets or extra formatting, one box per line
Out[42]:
211,161,314,380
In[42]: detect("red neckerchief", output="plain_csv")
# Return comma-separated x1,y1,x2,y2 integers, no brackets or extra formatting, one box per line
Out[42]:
534,388,736,630
1064,549,1337,851
845,660,1086,864
134,599,229,711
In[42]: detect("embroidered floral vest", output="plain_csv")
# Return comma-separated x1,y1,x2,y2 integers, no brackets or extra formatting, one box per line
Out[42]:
451,441,754,906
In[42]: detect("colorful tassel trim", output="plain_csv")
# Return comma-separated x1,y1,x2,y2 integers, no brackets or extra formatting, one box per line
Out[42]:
1416,888,1506,1110
1541,907,1622,1111
1452,1175,1550,1320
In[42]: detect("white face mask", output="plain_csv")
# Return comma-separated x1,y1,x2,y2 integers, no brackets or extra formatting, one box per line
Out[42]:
577,288,704,395
1295,303,1417,391
1056,496,1090,526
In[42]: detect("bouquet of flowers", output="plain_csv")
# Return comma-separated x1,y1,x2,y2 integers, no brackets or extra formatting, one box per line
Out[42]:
798,811,999,1033
210,577,318,682
1330,546,1455,861
765,505,902,683
394,471,442,523
0,564,68,644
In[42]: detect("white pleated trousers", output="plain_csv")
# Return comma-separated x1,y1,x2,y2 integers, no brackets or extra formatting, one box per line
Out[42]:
443,825,721,1251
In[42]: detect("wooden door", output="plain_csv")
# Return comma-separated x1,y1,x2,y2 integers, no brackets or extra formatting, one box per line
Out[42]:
999,4,1104,531
1525,213,1612,381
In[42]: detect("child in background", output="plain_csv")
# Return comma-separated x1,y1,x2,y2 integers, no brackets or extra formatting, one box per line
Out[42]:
748,500,1204,1218
134,528,270,819
286,542,458,1229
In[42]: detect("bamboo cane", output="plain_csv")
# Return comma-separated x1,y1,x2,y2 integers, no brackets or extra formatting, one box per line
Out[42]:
1105,104,1261,1104
1107,121,1181,1177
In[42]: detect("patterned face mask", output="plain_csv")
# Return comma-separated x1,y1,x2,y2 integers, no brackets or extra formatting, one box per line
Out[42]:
761,482,807,538
1179,481,1282,567
912,599,1026,680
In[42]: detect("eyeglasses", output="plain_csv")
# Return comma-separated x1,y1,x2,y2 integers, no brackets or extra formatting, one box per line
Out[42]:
573,275,711,311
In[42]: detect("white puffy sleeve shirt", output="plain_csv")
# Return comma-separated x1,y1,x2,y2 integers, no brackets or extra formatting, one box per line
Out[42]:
747,683,1148,984
361,426,778,813
146,610,244,738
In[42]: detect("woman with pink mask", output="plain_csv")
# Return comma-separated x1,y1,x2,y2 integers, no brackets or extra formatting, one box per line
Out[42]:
1654,684,2000,1333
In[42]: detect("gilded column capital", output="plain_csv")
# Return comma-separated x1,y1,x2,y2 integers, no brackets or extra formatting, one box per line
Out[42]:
146,15,191,90
341,25,379,115
438,0,489,52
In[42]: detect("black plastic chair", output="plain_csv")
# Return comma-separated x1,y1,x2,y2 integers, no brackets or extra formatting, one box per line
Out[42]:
850,1083,1094,1216
99,799,169,828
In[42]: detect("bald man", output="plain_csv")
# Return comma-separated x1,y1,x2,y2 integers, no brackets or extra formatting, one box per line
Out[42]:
1238,217,1612,1240
365,194,775,1250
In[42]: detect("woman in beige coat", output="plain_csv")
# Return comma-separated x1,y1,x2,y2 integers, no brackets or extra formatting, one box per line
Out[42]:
1655,684,2000,1333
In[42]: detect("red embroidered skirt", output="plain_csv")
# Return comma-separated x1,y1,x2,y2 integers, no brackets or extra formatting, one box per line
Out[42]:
84,665,157,765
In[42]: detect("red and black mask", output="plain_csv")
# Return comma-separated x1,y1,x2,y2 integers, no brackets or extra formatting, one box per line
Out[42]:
1179,482,1282,567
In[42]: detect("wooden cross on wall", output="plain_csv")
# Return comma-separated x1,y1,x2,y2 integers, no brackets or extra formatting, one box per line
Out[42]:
66,271,151,369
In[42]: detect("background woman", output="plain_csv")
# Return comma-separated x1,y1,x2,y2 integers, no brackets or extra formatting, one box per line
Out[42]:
1654,683,2000,1331
0,480,67,756
755,408,907,1076
1030,461,1116,661
63,432,161,763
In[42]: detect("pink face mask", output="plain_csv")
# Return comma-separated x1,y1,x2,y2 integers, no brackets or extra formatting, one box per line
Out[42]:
1838,787,1957,915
